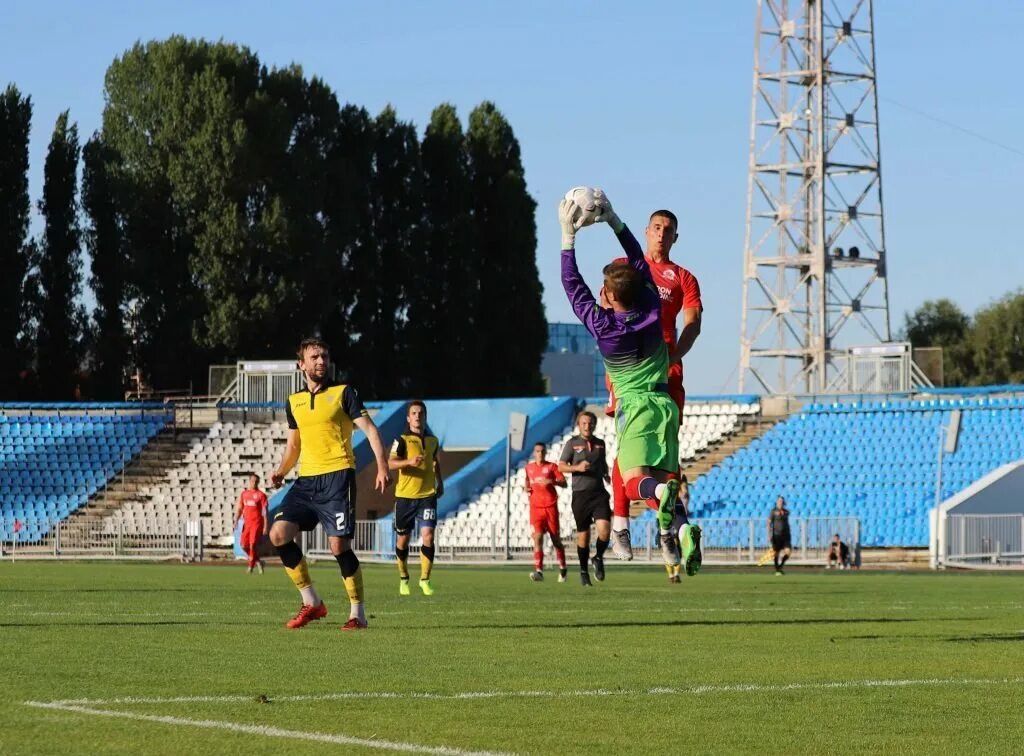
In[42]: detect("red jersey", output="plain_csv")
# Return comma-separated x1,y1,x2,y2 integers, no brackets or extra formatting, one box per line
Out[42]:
524,461,564,509
612,254,702,347
239,489,268,524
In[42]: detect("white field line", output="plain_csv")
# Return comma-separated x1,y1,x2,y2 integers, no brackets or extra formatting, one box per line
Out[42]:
23,701,509,756
30,676,1024,708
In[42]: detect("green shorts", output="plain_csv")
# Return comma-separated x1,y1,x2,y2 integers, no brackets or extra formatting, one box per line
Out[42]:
614,392,679,472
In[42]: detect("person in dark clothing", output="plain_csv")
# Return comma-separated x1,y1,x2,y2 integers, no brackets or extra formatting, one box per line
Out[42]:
768,496,792,575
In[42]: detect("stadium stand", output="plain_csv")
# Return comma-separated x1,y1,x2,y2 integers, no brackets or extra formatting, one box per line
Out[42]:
438,401,757,549
113,420,288,538
685,397,1024,547
0,410,170,542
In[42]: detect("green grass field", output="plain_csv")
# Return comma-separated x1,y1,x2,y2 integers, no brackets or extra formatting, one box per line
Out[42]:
1,561,1023,755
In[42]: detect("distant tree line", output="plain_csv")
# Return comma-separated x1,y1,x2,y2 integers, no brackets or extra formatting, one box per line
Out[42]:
903,295,1024,386
0,37,547,401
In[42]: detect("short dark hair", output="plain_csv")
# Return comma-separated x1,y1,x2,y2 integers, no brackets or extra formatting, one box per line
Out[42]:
297,337,329,360
407,400,426,414
249,472,260,483
577,410,597,425
649,209,678,229
534,441,546,451
602,263,643,309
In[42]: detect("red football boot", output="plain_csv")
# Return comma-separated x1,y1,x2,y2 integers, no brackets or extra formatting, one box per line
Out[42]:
286,601,328,629
341,617,368,631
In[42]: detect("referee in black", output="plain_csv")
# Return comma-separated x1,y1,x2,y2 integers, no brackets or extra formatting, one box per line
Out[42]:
559,411,611,586
768,495,792,575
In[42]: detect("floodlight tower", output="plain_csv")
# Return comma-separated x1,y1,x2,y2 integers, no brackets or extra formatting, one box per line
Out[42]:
739,0,891,394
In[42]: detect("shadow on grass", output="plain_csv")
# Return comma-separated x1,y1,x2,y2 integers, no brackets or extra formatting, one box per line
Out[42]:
947,633,1024,643
0,620,248,628
433,617,930,631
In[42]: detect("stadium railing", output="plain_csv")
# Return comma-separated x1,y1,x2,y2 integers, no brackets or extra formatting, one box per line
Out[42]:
937,513,1024,568
0,517,204,561
304,515,860,566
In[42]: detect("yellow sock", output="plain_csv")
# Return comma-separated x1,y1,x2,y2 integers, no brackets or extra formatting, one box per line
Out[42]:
673,564,681,577
420,552,433,580
343,566,364,604
285,558,312,590
664,563,674,576
397,555,409,580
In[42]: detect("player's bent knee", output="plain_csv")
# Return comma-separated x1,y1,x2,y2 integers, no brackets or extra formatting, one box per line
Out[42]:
328,536,352,556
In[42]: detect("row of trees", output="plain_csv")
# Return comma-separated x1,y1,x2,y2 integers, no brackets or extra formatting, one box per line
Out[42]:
903,295,1024,386
0,37,547,401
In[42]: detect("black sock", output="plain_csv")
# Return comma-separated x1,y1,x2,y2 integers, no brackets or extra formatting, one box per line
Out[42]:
577,546,589,572
421,544,435,562
780,552,789,568
595,538,609,560
336,549,359,578
773,551,780,570
396,547,409,562
675,503,689,525
277,540,303,569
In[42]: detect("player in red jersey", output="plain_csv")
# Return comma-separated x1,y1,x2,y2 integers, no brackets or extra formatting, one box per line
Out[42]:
233,473,269,574
523,441,568,582
604,209,702,562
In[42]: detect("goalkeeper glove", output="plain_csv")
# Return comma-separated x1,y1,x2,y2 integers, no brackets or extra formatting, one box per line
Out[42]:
559,198,580,249
593,189,624,233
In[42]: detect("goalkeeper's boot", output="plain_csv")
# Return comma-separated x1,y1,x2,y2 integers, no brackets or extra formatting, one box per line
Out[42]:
660,530,681,568
681,524,703,577
530,570,544,582
399,578,411,596
611,529,634,561
286,601,328,629
592,556,606,582
419,579,434,596
580,571,593,587
657,480,680,531
558,568,567,583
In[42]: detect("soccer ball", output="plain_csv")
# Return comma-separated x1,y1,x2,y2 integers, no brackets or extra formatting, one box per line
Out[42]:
564,186,601,228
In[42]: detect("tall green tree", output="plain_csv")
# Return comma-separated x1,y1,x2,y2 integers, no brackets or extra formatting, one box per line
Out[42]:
901,298,973,386
32,111,86,399
416,103,476,398
970,292,1024,385
0,84,33,398
466,101,546,396
82,134,127,399
345,105,422,399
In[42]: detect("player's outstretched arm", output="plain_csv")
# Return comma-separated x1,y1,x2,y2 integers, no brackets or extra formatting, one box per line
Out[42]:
271,429,301,488
355,415,391,493
594,189,650,279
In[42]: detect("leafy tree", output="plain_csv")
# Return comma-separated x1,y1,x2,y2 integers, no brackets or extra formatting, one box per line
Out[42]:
970,292,1024,385
466,102,546,396
82,134,127,399
901,298,973,386
0,84,33,398
415,103,477,398
31,111,86,399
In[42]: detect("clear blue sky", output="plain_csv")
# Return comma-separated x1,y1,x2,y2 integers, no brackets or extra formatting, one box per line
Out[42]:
3,1,1022,393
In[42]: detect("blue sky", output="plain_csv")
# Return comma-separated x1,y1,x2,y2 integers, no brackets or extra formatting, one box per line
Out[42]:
3,1,1022,393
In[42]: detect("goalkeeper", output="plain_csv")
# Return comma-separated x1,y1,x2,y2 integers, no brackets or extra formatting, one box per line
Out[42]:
559,191,700,573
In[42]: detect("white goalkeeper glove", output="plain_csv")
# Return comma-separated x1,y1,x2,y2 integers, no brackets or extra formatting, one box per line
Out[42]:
559,198,580,249
593,189,624,233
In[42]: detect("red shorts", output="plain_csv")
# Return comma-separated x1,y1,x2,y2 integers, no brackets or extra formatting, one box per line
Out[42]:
240,522,264,549
530,507,560,537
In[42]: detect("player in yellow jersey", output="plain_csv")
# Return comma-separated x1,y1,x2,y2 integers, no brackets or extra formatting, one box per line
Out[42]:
389,401,444,596
269,337,390,631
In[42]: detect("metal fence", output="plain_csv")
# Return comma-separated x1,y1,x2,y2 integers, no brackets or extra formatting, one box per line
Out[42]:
306,516,860,566
1,517,204,561
941,514,1024,567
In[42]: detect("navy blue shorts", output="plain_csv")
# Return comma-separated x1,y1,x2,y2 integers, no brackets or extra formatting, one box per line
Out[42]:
275,470,355,538
394,496,438,535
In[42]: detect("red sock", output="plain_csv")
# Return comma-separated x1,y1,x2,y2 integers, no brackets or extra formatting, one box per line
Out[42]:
625,476,660,510
533,550,543,572
247,547,257,568
611,462,629,518
555,547,566,569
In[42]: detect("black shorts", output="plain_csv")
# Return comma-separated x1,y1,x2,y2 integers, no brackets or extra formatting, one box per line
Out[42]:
771,534,792,552
275,469,355,538
571,489,611,531
394,496,438,534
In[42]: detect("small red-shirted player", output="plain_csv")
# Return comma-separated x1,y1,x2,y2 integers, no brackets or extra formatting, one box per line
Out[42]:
605,209,702,562
523,441,568,582
234,473,269,574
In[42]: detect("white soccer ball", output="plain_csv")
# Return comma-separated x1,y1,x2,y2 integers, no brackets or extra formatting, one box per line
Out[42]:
564,186,601,228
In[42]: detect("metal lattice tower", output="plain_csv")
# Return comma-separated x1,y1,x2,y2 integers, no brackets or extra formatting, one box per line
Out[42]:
740,0,891,394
